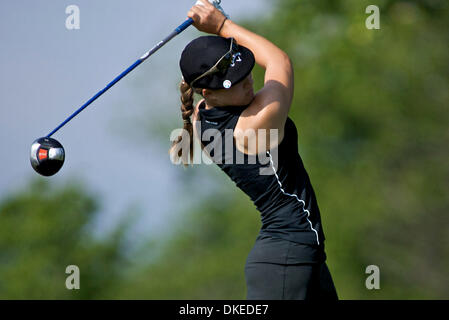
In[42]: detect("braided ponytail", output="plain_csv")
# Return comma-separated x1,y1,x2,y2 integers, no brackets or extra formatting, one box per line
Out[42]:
170,79,195,166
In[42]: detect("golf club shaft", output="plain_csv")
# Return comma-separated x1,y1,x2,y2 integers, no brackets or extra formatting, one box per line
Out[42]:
46,18,194,138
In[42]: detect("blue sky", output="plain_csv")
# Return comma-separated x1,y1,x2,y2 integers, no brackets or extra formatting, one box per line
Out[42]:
0,0,270,242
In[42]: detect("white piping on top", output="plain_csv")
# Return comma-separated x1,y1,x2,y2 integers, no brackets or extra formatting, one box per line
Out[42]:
267,151,320,245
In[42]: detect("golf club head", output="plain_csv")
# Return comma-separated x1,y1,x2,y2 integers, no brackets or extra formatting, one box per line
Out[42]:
30,137,65,176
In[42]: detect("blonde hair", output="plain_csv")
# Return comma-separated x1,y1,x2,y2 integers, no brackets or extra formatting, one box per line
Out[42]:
169,79,202,166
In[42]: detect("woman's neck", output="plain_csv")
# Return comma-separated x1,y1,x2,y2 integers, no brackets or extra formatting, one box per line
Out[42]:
203,100,245,110
204,101,215,110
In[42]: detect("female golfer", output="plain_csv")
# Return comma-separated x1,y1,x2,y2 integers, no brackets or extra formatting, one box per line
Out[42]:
171,0,338,300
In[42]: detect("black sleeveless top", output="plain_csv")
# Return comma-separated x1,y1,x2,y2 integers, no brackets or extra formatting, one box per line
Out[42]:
196,101,326,247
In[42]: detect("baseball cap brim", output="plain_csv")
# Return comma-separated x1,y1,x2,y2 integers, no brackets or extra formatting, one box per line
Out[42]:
192,44,255,90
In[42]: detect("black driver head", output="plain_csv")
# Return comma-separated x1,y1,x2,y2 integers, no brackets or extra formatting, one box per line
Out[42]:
30,137,65,176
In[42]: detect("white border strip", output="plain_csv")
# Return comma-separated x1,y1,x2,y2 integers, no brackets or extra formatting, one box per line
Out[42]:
267,151,320,245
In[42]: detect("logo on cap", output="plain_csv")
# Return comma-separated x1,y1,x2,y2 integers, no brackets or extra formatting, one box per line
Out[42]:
230,52,242,67
223,80,232,89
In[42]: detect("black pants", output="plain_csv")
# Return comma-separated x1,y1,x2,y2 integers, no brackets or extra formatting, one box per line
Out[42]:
245,261,338,300
244,235,338,300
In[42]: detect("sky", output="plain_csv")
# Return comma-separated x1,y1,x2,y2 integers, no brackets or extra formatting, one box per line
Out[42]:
0,0,271,242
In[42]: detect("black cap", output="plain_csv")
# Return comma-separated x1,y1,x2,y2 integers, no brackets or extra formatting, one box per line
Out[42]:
180,36,255,90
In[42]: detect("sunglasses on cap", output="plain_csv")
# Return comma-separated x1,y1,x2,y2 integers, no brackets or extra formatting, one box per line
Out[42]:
190,38,239,89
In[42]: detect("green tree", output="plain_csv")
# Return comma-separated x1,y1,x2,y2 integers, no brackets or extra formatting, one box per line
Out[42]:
249,0,449,299
119,0,448,299
4,0,446,300
114,184,261,299
0,179,131,299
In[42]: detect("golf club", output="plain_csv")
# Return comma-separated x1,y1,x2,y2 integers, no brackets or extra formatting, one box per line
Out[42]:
30,0,228,177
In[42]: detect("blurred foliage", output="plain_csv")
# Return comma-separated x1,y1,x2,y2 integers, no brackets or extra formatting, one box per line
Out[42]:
114,189,261,299
1,0,448,299
132,0,448,299
0,179,131,299
246,0,449,299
